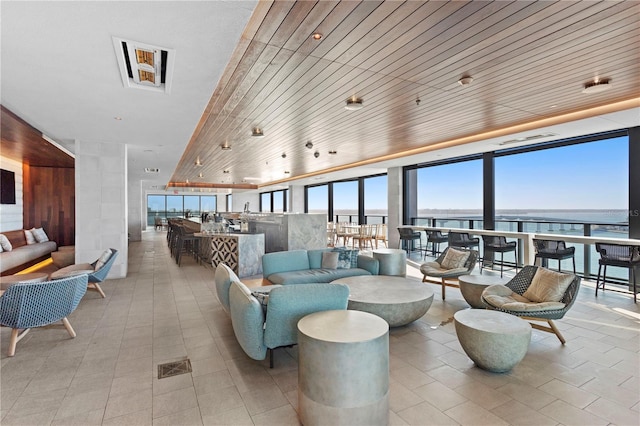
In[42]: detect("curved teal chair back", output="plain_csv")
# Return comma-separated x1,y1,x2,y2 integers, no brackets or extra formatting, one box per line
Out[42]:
264,283,349,348
0,274,88,329
228,281,267,360
214,263,239,314
89,249,118,283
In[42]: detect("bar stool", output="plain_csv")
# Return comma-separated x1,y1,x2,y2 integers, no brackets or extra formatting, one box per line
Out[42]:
481,235,517,278
595,243,640,303
448,232,479,250
397,227,422,256
425,230,448,257
533,239,576,273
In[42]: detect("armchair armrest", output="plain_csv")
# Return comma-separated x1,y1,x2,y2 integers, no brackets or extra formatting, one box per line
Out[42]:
357,255,379,275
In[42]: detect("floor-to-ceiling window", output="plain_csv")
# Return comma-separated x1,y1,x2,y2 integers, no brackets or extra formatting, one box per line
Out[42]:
333,180,359,223
259,189,287,213
495,134,629,277
364,175,387,224
414,158,483,229
307,184,329,219
147,194,219,226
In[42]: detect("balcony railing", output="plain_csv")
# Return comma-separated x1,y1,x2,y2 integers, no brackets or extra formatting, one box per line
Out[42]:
411,216,633,285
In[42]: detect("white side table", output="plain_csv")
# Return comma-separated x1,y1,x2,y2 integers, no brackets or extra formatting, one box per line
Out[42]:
298,310,389,425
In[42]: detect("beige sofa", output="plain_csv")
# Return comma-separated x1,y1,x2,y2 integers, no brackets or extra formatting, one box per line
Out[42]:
0,229,57,275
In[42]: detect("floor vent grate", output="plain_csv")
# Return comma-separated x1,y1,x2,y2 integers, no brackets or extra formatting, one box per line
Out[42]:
157,359,192,379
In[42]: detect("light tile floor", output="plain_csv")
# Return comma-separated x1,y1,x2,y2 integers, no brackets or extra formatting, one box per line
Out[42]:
1,231,639,425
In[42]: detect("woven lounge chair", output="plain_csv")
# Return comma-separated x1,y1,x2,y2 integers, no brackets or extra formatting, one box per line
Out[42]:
50,249,118,298
481,265,580,344
420,247,478,300
0,274,88,356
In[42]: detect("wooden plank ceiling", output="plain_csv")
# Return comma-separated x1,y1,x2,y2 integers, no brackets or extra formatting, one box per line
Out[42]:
1,106,74,168
170,0,640,189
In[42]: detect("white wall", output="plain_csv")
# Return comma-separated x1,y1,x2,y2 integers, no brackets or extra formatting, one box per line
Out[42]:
232,191,260,213
0,156,23,231
75,140,128,278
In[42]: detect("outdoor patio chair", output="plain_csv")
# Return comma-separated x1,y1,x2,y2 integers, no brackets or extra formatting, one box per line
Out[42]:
595,243,640,303
448,231,479,250
0,274,88,356
398,227,422,255
425,230,448,256
481,265,580,344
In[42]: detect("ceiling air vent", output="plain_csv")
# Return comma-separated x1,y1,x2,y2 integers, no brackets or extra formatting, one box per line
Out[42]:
498,133,557,146
113,37,175,94
145,168,160,173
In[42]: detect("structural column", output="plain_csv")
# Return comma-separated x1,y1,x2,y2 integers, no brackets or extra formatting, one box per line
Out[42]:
629,126,640,239
75,139,128,278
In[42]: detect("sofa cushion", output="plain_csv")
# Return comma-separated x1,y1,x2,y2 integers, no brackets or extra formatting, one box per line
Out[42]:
268,267,372,285
261,250,310,278
32,227,50,243
24,229,36,245
321,252,339,269
482,285,566,312
523,267,574,303
0,241,57,274
332,248,359,269
0,234,12,252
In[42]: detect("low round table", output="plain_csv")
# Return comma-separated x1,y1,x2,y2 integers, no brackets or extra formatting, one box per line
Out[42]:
333,275,433,327
0,272,49,291
298,310,389,426
458,274,510,308
454,309,531,373
373,248,407,276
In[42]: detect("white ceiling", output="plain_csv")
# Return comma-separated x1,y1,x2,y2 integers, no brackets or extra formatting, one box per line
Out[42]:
2,1,639,197
1,0,257,191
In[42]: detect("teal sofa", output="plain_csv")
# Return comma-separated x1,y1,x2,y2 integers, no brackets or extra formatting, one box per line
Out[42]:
261,248,379,285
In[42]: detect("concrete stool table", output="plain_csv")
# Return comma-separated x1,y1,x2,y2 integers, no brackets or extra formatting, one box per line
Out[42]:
454,309,531,373
298,310,389,426
458,274,509,308
333,275,433,327
373,248,407,276
0,272,49,292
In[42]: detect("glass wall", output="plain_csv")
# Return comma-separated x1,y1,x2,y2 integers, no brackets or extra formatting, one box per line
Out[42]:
364,175,387,224
273,191,284,213
333,180,359,223
259,189,287,213
307,184,329,218
260,193,271,212
147,194,219,226
415,159,483,229
495,135,629,277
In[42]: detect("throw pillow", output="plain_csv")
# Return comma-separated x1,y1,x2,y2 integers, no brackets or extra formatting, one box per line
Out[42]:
321,251,339,269
32,227,49,243
24,229,36,245
95,249,113,271
332,248,359,269
0,234,12,252
440,248,470,269
523,267,574,303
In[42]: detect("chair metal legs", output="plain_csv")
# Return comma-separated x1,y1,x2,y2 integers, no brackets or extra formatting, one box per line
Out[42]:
597,264,638,303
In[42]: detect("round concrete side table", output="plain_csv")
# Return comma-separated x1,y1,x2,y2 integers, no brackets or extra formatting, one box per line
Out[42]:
373,248,407,276
458,274,509,308
298,310,389,426
454,309,531,373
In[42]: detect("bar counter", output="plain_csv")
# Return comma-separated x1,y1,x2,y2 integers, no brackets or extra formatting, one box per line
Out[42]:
196,232,264,278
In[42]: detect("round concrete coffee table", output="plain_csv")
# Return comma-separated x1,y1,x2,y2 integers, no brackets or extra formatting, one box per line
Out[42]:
454,309,531,373
458,274,510,308
333,275,433,327
298,310,389,426
373,248,407,276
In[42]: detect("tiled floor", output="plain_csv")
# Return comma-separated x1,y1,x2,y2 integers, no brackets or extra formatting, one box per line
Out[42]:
1,231,639,425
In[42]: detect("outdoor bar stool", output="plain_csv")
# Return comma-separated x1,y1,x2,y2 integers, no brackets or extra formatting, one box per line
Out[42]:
175,225,199,266
533,239,576,273
425,230,448,257
448,231,479,250
397,227,422,256
481,235,518,278
595,243,640,303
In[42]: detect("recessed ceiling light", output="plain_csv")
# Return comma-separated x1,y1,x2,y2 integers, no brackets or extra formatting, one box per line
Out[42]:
114,117,123,120
328,150,337,155
582,77,612,94
345,96,363,110
252,128,265,137
198,172,204,178
221,142,232,151
223,170,230,174
312,32,323,40
284,170,290,174
186,179,190,184
194,156,202,167
458,76,473,86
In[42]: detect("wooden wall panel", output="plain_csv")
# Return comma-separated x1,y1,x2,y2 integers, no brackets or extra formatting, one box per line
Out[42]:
23,165,75,247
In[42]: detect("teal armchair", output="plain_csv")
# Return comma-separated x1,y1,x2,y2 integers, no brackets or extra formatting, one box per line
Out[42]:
228,280,349,367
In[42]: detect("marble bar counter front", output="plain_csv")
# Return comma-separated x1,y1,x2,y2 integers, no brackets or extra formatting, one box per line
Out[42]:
196,231,265,278
246,213,327,253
